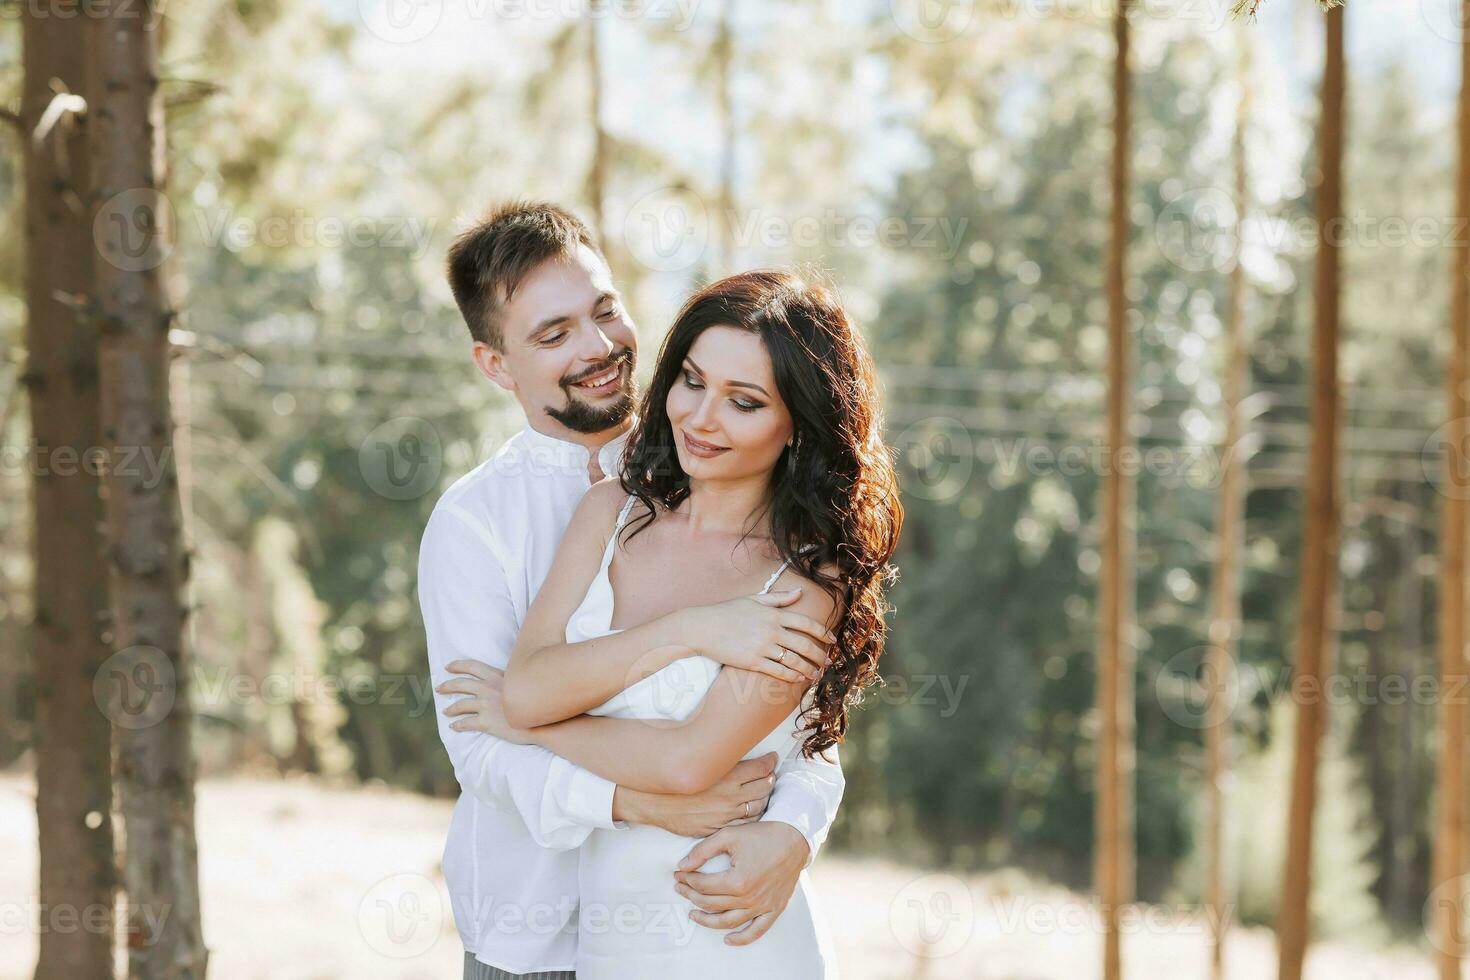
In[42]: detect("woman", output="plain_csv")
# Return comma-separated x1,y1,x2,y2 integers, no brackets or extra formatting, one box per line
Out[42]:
445,270,901,978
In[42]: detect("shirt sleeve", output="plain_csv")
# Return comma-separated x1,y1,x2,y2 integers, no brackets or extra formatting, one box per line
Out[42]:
418,499,618,850
760,739,845,869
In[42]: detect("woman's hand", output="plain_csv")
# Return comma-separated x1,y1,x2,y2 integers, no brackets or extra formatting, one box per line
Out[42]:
438,661,537,744
677,590,834,685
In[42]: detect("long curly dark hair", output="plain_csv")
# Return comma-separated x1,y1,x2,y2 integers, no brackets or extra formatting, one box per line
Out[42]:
618,269,903,758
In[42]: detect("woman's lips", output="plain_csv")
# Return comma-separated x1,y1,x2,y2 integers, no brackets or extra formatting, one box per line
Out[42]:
682,431,730,458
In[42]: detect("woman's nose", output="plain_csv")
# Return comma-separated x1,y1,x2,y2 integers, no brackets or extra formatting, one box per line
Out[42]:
687,394,718,430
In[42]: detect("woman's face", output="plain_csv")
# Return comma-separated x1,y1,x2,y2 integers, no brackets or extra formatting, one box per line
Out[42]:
665,325,795,483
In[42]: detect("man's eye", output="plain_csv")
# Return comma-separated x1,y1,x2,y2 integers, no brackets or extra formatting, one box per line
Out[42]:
541,331,568,345
597,307,620,321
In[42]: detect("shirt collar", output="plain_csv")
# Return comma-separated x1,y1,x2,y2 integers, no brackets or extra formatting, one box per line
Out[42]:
517,418,633,479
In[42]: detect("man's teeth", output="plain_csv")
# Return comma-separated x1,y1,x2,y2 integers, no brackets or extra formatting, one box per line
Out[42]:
577,366,618,388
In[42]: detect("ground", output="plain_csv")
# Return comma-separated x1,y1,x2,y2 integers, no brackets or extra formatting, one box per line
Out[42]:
0,773,1440,979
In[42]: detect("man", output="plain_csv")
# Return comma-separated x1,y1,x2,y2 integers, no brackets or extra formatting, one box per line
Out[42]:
420,201,844,980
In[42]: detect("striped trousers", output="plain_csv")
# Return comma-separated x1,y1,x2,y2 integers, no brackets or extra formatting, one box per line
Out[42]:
463,952,576,980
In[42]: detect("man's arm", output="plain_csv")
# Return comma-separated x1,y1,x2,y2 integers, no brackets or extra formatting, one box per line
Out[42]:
760,739,844,869
668,721,846,944
611,753,780,838
419,500,618,850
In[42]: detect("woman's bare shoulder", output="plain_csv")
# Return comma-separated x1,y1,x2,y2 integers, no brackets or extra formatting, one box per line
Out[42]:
582,475,630,512
564,477,632,544
781,557,845,629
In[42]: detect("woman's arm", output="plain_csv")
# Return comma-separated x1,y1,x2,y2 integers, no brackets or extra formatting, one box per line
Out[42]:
501,478,696,729
503,481,834,729
523,581,842,795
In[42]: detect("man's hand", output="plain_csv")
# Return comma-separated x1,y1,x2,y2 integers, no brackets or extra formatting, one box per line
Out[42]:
437,661,537,744
672,821,811,946
616,753,778,837
677,591,834,684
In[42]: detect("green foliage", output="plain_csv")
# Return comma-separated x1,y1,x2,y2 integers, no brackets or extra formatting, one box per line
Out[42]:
0,0,1453,941
1172,699,1384,941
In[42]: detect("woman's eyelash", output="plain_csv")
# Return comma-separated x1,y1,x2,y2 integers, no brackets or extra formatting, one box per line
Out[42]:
683,370,762,411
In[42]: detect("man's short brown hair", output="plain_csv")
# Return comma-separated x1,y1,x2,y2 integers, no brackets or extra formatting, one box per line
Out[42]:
445,201,602,349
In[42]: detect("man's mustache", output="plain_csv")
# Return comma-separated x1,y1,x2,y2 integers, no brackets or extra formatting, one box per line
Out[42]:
562,349,634,388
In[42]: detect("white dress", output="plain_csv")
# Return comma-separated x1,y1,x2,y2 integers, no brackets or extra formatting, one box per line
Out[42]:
570,494,839,979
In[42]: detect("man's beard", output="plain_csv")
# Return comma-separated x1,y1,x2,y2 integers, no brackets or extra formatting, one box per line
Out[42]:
544,352,636,435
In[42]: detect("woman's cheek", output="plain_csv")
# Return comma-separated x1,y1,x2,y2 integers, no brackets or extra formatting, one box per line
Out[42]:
727,413,778,457
665,388,692,425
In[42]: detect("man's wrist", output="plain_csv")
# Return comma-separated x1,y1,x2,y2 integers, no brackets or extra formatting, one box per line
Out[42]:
611,785,646,826
763,818,813,866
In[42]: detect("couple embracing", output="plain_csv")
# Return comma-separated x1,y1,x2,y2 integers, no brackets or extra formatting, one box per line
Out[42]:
420,200,902,980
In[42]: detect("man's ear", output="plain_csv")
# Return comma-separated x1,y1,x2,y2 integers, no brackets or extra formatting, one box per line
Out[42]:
472,341,516,393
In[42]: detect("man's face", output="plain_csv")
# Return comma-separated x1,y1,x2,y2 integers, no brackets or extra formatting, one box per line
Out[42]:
474,244,638,434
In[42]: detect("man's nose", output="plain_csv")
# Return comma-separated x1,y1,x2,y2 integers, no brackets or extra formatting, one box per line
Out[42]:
576,321,617,364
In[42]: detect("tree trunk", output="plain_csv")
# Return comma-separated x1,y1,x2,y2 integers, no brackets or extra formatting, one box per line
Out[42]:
22,13,117,980
1276,8,1345,980
1096,3,1135,979
585,3,608,247
715,0,736,273
1430,0,1470,974
1205,26,1253,980
86,2,207,976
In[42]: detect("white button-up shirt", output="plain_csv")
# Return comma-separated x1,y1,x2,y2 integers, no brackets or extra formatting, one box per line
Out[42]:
419,420,846,975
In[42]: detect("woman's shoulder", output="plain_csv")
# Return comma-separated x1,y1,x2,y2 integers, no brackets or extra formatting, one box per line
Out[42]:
568,477,632,540
582,476,631,513
779,552,845,628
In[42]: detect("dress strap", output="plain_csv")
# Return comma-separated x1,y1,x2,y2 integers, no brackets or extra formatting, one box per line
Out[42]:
598,495,638,573
614,493,637,534
757,544,818,595
758,559,793,596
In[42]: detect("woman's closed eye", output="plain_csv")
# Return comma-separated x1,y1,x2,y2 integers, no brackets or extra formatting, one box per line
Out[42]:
682,370,763,412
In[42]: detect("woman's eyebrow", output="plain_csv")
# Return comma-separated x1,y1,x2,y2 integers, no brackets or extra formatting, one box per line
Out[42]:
685,357,770,397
